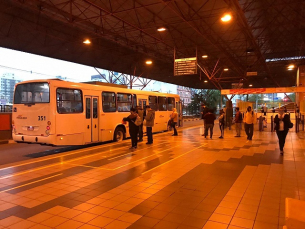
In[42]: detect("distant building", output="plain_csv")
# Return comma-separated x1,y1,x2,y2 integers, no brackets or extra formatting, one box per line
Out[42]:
56,75,67,80
177,86,192,105
91,74,106,82
0,73,21,104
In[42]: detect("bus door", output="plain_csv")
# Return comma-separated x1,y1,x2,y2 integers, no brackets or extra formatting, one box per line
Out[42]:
84,96,99,143
176,100,183,127
138,99,147,109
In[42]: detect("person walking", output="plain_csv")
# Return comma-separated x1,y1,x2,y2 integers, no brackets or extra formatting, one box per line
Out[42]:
218,109,225,139
203,109,216,139
201,105,208,130
144,105,155,144
170,108,178,136
243,106,256,140
274,108,292,155
234,107,242,137
123,107,139,149
136,106,144,142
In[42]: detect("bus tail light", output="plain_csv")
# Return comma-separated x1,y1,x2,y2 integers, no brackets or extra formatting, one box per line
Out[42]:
45,130,50,136
47,121,51,125
46,126,50,130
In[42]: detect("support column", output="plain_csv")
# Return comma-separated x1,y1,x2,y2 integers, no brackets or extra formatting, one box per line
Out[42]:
296,66,305,113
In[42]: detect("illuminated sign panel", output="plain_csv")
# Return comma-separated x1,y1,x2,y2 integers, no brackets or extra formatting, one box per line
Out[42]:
221,87,305,95
174,57,197,76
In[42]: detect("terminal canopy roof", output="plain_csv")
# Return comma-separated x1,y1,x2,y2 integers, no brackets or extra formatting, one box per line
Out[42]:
0,0,304,89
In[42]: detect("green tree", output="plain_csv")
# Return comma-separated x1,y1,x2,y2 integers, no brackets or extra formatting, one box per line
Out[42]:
186,89,222,115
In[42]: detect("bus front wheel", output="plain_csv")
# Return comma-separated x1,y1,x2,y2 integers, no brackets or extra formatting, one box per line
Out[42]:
114,127,125,142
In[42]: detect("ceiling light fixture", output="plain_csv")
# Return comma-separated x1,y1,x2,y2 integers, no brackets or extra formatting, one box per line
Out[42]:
224,68,229,71
204,80,208,83
146,60,153,65
157,27,167,32
287,64,295,69
221,14,232,22
83,39,91,44
249,84,253,87
202,55,208,58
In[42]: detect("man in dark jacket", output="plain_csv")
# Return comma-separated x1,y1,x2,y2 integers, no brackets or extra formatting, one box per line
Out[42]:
123,108,139,149
145,106,155,144
136,106,144,142
203,109,216,139
274,108,291,155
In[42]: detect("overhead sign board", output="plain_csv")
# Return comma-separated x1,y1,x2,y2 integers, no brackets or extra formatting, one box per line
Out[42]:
221,87,305,95
174,57,197,76
246,72,257,76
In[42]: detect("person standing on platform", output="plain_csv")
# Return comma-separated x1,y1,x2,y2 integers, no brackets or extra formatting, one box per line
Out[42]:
218,109,225,139
135,106,144,142
234,107,242,137
201,105,208,130
243,106,256,140
203,109,216,139
144,105,155,144
123,108,139,149
274,108,292,155
170,108,178,136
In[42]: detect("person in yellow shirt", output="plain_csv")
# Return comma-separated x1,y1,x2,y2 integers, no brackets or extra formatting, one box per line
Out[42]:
243,106,256,140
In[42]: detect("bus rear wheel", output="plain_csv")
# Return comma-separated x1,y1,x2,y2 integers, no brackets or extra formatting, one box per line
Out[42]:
114,127,125,142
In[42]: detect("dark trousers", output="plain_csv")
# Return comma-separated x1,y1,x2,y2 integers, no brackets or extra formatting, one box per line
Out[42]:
204,124,214,138
130,129,138,147
172,122,178,135
244,123,254,140
276,130,288,151
138,124,143,140
219,124,224,137
146,127,153,143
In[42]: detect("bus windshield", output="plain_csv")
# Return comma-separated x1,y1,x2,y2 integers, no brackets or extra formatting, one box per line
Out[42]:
14,83,50,104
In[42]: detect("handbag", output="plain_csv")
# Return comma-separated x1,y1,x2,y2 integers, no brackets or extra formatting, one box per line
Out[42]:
289,122,293,129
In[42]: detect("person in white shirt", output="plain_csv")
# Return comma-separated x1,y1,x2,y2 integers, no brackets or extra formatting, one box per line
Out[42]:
243,106,256,140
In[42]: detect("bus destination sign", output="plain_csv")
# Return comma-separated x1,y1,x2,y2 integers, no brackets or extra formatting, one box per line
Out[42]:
174,57,197,76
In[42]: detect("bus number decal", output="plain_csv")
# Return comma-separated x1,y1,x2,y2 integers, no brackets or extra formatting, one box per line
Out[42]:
38,116,46,121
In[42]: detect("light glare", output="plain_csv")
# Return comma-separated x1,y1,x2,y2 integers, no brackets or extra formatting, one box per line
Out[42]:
83,39,91,44
221,14,232,22
146,60,152,65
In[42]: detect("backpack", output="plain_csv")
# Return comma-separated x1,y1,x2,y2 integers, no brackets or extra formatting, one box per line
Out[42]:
133,115,142,126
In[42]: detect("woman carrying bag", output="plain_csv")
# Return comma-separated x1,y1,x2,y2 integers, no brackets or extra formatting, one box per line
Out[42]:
170,108,178,136
274,108,293,155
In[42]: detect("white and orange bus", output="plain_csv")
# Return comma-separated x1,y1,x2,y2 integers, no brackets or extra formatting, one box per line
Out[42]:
12,79,182,145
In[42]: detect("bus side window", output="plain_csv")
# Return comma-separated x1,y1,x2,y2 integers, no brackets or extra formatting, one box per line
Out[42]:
117,93,132,112
102,92,116,112
56,88,83,114
158,97,167,111
149,96,158,111
168,97,175,111
133,94,137,108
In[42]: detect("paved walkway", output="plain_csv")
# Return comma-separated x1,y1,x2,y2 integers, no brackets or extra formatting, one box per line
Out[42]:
0,123,304,229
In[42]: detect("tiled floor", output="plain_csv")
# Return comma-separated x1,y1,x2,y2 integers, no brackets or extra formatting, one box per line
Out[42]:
0,122,304,229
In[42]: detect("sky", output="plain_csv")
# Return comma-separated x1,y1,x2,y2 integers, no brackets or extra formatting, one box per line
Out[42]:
0,47,178,93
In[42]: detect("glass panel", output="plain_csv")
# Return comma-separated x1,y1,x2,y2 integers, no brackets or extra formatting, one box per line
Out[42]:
168,97,175,111
56,88,83,114
117,93,132,112
86,98,91,119
102,92,116,112
158,97,167,111
93,98,98,118
149,96,158,111
14,83,50,104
